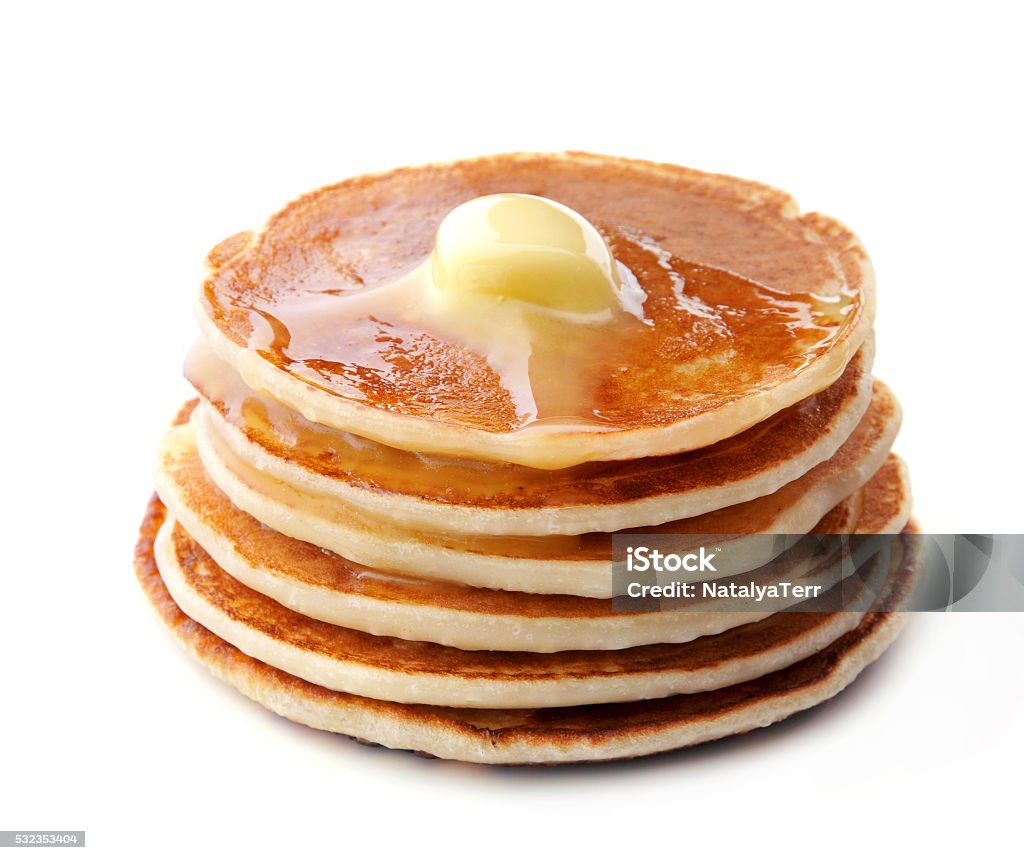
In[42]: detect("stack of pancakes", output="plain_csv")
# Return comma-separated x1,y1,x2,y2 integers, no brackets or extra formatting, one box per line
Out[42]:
135,153,917,764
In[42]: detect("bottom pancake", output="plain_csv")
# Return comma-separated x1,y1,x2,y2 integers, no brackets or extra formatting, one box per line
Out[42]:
134,499,917,765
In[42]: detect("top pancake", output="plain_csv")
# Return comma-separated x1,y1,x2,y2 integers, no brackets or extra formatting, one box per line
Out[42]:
198,152,875,468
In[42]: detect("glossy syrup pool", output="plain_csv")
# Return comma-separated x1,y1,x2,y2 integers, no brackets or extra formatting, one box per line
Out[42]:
201,156,863,435
219,230,854,433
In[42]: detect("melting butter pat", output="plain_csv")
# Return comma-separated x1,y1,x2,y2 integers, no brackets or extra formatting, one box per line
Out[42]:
430,194,624,316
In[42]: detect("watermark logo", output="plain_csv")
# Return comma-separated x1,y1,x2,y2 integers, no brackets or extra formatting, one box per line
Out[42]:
610,533,1024,613
626,545,718,574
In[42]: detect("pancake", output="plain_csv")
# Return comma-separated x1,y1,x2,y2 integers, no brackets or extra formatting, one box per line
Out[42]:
197,152,875,469
174,382,901,597
153,510,904,707
189,335,874,536
135,500,918,763
135,152,913,764
156,429,911,651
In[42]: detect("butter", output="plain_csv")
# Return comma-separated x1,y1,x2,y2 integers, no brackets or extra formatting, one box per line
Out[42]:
430,194,627,319
268,193,648,430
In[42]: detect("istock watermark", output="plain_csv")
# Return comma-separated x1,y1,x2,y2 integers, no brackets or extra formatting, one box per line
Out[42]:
625,545,719,574
611,533,1024,613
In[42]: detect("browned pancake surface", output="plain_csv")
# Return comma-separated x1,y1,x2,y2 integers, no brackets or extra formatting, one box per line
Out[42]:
202,153,869,434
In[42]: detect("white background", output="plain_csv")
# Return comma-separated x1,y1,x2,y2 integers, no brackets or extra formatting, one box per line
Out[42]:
2,2,1022,857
